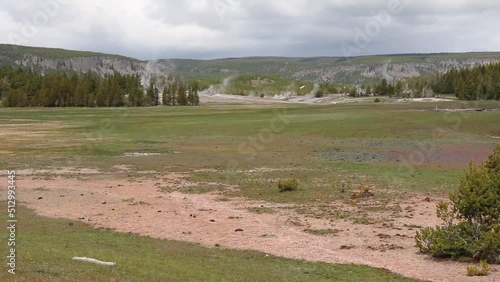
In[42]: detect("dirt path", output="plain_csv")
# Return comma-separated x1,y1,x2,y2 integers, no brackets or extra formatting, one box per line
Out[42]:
11,171,499,282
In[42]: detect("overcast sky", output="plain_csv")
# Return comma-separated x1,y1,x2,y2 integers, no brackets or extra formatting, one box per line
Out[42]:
0,0,499,60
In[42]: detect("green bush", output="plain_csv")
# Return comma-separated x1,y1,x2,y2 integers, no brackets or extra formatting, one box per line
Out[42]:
278,178,298,192
415,145,500,263
467,260,491,276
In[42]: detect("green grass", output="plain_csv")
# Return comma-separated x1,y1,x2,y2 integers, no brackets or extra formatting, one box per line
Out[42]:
1,102,497,281
0,203,420,282
1,102,498,193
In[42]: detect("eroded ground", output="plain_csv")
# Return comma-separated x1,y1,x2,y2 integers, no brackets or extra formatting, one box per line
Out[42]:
10,167,499,282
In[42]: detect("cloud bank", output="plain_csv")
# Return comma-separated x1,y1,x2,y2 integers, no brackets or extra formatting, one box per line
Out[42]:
0,0,498,59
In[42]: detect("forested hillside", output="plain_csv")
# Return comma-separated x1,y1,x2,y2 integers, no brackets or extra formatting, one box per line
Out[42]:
371,63,500,100
0,66,199,107
3,44,500,84
432,63,500,100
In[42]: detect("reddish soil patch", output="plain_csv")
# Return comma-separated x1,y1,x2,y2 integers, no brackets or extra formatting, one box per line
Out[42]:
389,143,495,166
425,144,495,165
9,171,500,282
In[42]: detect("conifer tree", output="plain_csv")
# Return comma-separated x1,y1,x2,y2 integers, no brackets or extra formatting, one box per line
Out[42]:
177,83,187,106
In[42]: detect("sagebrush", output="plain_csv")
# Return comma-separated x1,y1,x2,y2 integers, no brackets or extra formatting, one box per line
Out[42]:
278,178,299,192
415,145,500,263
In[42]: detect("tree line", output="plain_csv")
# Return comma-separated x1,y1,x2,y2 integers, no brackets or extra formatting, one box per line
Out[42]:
0,65,200,107
371,63,500,100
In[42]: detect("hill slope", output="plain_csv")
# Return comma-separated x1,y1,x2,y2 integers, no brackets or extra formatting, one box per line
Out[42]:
0,44,144,76
2,44,500,84
160,53,500,83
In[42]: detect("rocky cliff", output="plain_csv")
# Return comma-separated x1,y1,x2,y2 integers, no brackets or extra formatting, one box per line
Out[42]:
2,44,500,84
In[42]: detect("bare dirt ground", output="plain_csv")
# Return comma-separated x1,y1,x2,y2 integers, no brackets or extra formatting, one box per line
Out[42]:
199,93,456,105
8,168,499,282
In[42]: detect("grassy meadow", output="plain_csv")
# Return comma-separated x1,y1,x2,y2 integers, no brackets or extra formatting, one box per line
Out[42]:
1,101,498,196
1,101,499,281
0,204,419,282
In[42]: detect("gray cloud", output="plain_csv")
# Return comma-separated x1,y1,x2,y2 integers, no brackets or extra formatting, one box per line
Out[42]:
0,0,498,59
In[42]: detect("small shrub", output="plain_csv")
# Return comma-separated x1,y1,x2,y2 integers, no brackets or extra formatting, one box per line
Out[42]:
353,217,372,225
303,228,341,236
351,177,375,199
467,260,491,276
415,145,500,263
247,207,275,214
374,98,381,103
278,178,298,192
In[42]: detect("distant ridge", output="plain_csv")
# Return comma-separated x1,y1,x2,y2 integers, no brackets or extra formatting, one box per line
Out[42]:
2,44,500,84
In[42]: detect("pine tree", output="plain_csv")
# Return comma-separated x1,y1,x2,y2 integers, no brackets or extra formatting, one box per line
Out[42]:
416,145,500,262
365,85,372,96
163,85,172,106
177,84,187,106
153,86,159,106
74,76,91,107
394,81,403,97
145,81,155,106
192,82,200,106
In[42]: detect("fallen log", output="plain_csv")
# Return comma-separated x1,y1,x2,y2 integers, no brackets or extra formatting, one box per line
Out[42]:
72,257,117,266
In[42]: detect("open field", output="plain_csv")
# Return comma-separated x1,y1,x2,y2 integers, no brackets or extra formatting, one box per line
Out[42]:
0,203,418,282
1,101,499,281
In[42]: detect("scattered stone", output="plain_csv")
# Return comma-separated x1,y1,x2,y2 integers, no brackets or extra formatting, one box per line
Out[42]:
102,202,107,205
38,197,43,200
210,219,216,222
235,228,244,232
377,233,391,239
68,223,74,226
